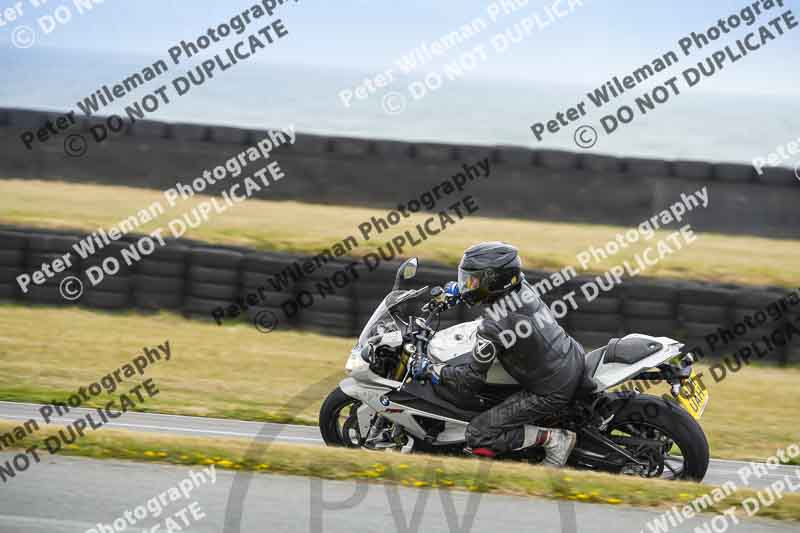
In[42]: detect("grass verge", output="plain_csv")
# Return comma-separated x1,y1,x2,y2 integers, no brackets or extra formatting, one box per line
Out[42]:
2,179,799,287
0,303,349,425
1,422,799,523
2,304,800,461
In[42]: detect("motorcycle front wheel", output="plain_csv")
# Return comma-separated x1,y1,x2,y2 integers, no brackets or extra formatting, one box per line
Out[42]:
319,386,363,447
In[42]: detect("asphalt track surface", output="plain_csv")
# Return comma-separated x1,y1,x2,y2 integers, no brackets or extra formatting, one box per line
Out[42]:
1,401,798,533
2,454,798,533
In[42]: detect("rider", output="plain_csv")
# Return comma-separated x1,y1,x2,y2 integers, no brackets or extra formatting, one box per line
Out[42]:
413,241,586,466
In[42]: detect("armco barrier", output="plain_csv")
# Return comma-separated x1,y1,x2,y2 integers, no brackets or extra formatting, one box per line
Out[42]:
1,226,796,365
2,108,800,239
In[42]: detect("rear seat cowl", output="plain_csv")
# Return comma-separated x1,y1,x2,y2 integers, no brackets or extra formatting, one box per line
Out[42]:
605,337,663,365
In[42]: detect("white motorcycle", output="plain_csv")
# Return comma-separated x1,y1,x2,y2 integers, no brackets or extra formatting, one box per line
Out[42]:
320,258,710,481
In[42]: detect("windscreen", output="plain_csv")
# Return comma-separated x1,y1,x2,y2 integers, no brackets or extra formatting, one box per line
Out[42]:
356,288,429,347
356,297,399,347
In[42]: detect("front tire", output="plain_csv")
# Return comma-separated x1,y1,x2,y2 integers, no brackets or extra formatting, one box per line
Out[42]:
319,386,362,447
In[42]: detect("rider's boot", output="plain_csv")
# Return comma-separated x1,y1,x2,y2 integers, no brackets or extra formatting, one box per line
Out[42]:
540,428,577,467
513,425,576,467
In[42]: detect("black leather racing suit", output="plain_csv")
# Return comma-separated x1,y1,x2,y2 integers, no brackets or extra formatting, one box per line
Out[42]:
439,280,586,454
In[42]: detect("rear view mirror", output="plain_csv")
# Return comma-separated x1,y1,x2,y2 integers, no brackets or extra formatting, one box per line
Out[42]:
393,257,418,290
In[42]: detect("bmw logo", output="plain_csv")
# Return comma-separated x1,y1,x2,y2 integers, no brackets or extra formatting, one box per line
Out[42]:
380,396,390,407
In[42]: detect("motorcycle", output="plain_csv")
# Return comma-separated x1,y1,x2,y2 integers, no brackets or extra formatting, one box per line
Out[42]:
320,258,710,481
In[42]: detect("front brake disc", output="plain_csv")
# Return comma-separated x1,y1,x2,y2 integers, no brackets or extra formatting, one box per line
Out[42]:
342,410,363,447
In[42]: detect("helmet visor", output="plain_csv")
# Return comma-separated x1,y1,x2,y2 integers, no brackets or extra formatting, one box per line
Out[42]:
458,268,487,304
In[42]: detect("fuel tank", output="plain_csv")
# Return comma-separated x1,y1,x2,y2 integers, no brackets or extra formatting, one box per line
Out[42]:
428,320,518,385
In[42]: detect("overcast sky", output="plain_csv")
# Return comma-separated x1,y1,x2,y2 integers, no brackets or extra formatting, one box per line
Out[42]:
1,0,797,94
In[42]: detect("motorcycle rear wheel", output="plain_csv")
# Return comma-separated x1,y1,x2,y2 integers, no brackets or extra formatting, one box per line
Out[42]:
602,394,710,481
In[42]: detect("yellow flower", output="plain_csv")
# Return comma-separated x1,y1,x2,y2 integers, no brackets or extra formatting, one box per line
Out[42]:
398,464,409,469
414,481,429,487
576,494,589,500
606,498,622,504
144,451,157,457
563,476,573,481
156,452,168,457
441,480,454,486
202,458,215,464
179,455,190,460
217,459,235,467
257,463,270,470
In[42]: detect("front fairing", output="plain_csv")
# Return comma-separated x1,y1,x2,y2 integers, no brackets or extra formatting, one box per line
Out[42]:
346,288,429,382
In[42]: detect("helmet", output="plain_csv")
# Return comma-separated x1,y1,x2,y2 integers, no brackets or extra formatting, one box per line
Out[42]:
457,242,522,305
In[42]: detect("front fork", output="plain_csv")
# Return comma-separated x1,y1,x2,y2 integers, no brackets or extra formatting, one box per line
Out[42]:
393,350,411,381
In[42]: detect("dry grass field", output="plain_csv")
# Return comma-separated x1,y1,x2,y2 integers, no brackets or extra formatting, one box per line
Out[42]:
1,179,798,287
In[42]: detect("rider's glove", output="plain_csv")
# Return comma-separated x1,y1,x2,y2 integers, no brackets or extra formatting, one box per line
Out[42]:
444,281,460,300
412,357,443,385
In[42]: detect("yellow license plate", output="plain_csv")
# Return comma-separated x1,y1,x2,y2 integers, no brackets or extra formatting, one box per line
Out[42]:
677,370,709,419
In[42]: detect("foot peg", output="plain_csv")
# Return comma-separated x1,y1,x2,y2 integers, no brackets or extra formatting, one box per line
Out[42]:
468,447,497,457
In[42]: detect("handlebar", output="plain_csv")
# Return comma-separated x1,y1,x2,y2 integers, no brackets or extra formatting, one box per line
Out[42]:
399,285,462,381
421,285,461,315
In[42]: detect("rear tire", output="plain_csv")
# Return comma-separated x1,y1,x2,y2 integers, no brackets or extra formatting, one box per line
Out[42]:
606,394,709,481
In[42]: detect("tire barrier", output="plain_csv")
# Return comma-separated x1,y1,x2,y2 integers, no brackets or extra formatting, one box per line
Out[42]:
3,107,800,239
622,282,679,338
1,225,796,365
